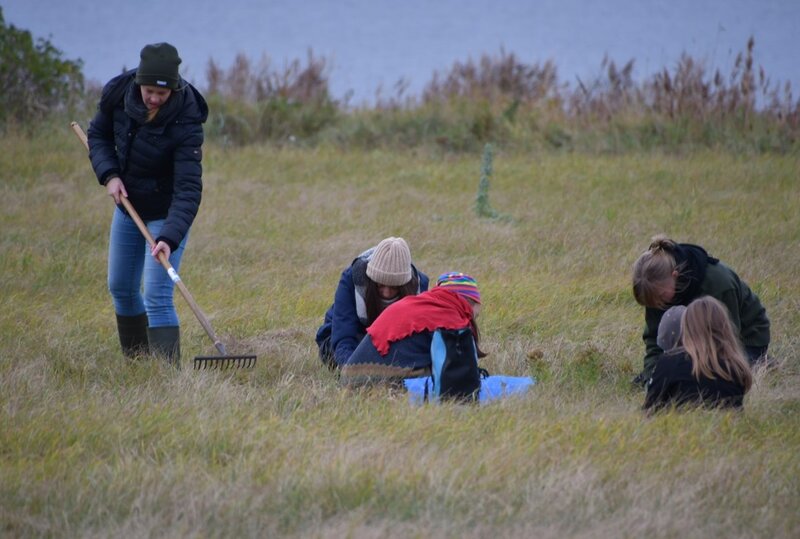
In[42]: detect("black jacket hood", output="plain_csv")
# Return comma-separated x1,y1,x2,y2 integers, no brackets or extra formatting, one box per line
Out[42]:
671,243,719,306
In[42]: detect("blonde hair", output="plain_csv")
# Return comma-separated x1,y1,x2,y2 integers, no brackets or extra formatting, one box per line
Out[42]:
632,234,682,308
681,296,752,392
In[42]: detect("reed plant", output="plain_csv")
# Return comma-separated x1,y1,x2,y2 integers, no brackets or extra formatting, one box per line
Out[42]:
203,50,338,146
3,25,797,154
198,39,798,154
1,124,798,537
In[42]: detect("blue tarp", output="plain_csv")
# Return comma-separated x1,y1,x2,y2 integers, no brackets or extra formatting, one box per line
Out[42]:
404,375,535,404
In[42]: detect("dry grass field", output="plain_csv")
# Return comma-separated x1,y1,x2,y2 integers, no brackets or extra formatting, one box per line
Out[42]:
1,126,798,537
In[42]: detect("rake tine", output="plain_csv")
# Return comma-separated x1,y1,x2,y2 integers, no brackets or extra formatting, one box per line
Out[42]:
193,355,257,370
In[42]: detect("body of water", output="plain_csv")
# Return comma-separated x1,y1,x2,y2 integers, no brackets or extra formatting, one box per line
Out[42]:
4,0,798,105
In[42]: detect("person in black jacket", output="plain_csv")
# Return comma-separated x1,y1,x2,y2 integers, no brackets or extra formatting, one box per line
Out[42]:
631,234,769,385
643,296,753,413
87,42,208,366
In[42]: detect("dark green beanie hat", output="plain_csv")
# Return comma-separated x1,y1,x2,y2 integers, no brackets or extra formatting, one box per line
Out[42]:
135,42,181,90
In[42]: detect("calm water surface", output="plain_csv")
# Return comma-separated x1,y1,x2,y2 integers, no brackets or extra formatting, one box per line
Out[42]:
4,0,798,105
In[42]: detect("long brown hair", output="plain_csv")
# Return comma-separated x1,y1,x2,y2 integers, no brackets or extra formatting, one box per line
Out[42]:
364,274,420,324
681,296,752,391
632,234,686,309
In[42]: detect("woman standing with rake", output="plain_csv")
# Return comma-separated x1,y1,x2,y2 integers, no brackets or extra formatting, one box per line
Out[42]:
88,42,208,366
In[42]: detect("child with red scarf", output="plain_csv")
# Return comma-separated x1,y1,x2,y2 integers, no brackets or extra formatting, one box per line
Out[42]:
340,272,484,387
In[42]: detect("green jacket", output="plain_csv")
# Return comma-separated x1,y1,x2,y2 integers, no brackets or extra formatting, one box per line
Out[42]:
642,253,770,376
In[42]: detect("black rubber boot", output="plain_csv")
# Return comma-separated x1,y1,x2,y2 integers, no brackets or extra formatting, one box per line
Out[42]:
116,313,149,358
147,326,181,368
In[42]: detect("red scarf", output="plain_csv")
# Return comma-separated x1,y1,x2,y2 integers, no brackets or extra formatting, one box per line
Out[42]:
367,287,475,356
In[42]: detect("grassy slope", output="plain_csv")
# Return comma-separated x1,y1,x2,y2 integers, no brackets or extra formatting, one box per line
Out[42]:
1,127,798,538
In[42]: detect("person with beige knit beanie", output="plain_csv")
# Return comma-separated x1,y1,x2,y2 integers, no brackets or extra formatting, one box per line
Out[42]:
315,237,430,369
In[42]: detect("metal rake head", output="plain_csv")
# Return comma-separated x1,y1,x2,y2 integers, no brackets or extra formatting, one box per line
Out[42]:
193,354,257,370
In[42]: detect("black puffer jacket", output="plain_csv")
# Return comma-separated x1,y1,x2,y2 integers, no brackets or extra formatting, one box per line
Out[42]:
88,69,208,250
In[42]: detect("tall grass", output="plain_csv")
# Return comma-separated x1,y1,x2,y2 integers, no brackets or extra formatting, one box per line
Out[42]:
203,50,338,147
0,125,798,537
198,39,798,153
11,38,796,153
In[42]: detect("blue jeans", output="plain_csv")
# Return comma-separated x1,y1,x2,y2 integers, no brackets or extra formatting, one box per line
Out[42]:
107,207,188,327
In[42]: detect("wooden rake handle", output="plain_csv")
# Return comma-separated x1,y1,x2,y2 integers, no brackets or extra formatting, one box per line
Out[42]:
70,121,227,356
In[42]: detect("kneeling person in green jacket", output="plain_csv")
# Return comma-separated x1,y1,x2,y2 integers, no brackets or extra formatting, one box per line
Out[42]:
631,234,770,385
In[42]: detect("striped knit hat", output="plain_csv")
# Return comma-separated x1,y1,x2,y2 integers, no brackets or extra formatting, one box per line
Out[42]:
436,272,481,304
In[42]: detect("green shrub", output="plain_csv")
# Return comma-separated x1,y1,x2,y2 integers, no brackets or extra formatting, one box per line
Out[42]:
0,7,83,127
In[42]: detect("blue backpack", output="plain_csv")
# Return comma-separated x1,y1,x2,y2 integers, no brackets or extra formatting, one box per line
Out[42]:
426,327,483,402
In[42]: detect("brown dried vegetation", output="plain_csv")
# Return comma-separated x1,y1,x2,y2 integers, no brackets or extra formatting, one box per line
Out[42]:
202,38,798,152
